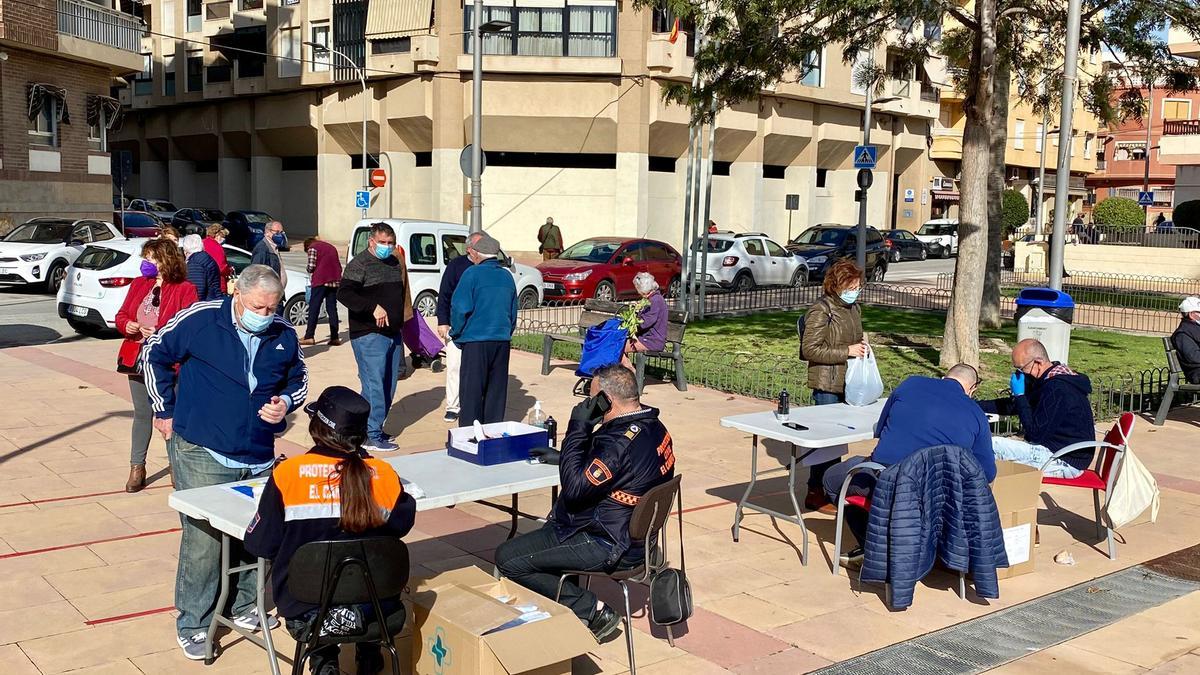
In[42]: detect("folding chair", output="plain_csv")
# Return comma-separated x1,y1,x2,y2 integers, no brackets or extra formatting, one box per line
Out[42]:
556,475,684,675
287,538,410,675
1039,412,1133,560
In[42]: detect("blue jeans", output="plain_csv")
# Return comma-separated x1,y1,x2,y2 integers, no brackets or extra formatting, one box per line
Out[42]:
807,389,846,489
991,436,1083,479
351,332,405,442
172,435,271,639
822,455,876,546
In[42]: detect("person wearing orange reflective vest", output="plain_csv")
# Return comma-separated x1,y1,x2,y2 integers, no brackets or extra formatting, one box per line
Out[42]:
495,364,674,642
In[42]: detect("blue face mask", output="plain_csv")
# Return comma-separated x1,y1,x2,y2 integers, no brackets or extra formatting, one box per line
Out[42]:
840,288,860,305
271,233,285,247
236,299,273,333
374,243,394,260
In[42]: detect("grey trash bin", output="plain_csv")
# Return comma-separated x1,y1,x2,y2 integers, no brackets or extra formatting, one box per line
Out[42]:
1015,287,1074,364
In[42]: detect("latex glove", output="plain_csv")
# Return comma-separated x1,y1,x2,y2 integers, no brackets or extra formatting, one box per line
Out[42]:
570,396,604,427
529,447,561,465
1009,371,1026,396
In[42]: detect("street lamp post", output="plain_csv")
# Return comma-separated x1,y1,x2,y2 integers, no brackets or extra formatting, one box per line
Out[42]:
306,41,369,219
856,80,901,276
468,6,513,233
1048,0,1084,290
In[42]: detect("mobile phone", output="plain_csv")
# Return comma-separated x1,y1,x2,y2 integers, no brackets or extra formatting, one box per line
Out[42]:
783,421,809,431
593,391,612,416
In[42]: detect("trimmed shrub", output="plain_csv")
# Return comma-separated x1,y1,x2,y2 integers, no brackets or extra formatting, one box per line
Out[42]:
1092,197,1146,229
1001,190,1029,236
1173,200,1200,230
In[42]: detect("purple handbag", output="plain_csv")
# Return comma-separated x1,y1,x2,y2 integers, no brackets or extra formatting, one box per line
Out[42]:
402,315,445,358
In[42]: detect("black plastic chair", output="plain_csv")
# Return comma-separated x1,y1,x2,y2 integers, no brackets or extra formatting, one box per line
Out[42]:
287,538,410,675
555,475,684,675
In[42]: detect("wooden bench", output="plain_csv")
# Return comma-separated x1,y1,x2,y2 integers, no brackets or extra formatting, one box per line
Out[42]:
540,298,689,392
1153,336,1200,425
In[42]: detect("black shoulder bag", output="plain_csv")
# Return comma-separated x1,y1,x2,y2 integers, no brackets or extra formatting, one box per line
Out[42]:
648,487,692,626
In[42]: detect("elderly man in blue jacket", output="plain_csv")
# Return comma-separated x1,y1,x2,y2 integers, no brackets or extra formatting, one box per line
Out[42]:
450,233,518,426
142,264,308,661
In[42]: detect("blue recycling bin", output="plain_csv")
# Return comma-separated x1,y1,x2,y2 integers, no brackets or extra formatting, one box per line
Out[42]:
1015,288,1074,364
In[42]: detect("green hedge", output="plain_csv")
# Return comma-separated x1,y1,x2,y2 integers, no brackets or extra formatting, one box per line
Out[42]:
1092,197,1146,229
1173,200,1200,230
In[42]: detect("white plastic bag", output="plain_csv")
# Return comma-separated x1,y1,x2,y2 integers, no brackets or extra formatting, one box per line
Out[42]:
844,351,884,406
1105,447,1160,530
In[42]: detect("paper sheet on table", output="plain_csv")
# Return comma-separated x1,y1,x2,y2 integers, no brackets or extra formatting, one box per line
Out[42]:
227,478,268,502
801,444,849,466
402,478,425,499
1003,522,1032,565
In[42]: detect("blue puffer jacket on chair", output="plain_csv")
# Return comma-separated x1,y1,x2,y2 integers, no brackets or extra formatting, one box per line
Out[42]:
860,445,1009,609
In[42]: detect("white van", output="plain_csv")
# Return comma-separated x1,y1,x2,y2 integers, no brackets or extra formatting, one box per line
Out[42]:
346,219,544,317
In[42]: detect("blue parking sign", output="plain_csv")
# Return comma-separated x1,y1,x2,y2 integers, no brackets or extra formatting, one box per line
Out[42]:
1138,191,1154,206
355,190,370,209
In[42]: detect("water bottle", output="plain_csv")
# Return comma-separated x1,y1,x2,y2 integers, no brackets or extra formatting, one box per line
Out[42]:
545,416,558,448
525,401,547,428
777,389,790,420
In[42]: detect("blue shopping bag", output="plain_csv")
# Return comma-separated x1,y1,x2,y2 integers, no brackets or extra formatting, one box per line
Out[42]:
576,317,629,377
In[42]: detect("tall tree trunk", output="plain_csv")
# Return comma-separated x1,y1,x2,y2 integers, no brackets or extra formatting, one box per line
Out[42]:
981,59,1011,329
941,0,998,368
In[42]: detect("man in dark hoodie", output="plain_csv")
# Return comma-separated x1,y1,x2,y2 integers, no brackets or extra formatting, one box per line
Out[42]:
979,339,1094,479
1171,297,1200,384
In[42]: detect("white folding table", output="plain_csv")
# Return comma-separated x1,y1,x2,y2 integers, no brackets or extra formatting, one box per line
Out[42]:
168,450,560,674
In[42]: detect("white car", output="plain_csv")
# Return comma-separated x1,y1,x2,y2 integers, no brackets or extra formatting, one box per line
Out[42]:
128,198,179,223
916,218,959,258
689,232,809,291
57,239,314,333
1,218,124,294
346,219,544,317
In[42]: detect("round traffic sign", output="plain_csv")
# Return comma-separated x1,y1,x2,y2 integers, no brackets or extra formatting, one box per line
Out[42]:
370,168,386,188
857,168,874,189
459,145,486,177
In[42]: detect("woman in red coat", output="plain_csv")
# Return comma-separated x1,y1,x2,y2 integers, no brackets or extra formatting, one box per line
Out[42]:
115,237,198,492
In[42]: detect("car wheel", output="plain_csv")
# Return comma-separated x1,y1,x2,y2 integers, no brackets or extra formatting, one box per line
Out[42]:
733,272,755,292
593,281,616,302
414,291,438,318
667,276,681,299
44,261,67,295
66,317,101,335
791,268,807,287
890,249,901,263
283,295,308,326
872,264,886,282
919,248,928,261
941,246,951,259
518,287,539,310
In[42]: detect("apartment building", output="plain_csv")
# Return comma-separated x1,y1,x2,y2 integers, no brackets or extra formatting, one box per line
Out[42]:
0,0,142,227
110,1,942,250
1159,28,1200,207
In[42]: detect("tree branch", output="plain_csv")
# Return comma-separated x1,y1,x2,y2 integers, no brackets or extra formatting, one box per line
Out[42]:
937,0,981,32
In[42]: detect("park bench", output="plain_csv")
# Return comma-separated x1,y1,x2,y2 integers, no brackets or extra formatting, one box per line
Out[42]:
1153,336,1200,426
540,298,689,392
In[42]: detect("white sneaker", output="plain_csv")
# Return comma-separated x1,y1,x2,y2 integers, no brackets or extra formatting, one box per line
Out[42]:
232,608,280,632
177,632,208,661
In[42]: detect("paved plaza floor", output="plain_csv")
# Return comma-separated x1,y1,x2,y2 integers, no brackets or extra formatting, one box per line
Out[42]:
2,335,1200,674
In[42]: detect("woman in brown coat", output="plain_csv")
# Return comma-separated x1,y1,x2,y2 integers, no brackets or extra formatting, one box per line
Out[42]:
800,259,868,511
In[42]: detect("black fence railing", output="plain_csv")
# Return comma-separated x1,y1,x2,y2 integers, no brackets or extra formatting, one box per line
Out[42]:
1087,224,1200,249
938,270,1200,297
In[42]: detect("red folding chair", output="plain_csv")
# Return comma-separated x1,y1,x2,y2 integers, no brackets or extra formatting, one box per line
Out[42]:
830,461,884,577
1039,412,1133,560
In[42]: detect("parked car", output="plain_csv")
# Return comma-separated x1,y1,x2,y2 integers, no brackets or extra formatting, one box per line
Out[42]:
346,219,544,317
539,237,682,302
787,225,889,281
223,210,283,250
689,232,808,291
127,198,178,222
172,208,226,237
0,218,123,293
882,228,928,262
112,211,163,238
916,218,958,258
57,239,315,333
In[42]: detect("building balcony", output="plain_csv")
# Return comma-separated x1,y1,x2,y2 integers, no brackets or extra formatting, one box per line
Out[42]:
55,0,144,73
1168,26,1200,59
1159,119,1200,165
930,130,963,160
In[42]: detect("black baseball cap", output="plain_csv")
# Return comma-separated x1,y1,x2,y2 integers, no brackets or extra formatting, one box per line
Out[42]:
303,386,370,434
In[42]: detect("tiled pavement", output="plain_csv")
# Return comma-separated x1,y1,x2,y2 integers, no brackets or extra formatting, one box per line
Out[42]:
3,334,1200,674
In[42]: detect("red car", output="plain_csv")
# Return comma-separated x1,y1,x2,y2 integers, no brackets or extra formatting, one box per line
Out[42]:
537,237,682,302
112,211,163,238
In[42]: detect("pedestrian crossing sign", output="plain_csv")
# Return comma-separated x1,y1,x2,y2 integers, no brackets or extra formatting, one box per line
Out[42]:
1138,191,1154,206
853,145,877,170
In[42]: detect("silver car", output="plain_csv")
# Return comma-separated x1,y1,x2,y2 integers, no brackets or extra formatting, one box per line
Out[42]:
689,232,809,292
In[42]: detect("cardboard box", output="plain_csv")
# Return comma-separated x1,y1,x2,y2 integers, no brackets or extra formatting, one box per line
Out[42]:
410,566,595,675
991,461,1042,579
447,422,550,465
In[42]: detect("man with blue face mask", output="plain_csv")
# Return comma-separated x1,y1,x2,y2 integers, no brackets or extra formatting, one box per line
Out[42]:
338,222,414,452
141,264,308,660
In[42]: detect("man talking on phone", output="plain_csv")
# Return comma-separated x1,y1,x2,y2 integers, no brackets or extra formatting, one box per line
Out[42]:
495,365,675,642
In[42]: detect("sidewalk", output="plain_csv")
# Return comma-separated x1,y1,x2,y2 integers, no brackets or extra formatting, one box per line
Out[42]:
2,336,1200,673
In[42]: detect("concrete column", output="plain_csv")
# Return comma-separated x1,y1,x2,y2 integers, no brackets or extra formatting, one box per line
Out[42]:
167,141,196,206
316,151,356,242
728,135,765,234
139,160,169,197
250,134,282,217
218,136,250,212
613,1,650,239
614,153,649,238
379,150,416,219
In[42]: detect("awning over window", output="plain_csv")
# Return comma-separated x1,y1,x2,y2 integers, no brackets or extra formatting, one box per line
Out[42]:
931,190,960,202
365,0,434,39
922,56,954,89
27,83,70,125
86,94,123,131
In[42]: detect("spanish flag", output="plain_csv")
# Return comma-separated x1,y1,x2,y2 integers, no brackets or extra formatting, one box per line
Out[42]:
668,18,681,44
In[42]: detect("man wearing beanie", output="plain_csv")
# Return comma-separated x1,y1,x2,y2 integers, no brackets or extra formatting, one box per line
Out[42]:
450,233,518,425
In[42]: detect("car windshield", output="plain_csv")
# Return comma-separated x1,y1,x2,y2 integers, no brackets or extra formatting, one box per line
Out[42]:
560,239,621,263
2,221,74,243
242,212,272,224
792,228,847,246
918,222,956,236
691,238,734,253
146,200,176,212
196,209,225,221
